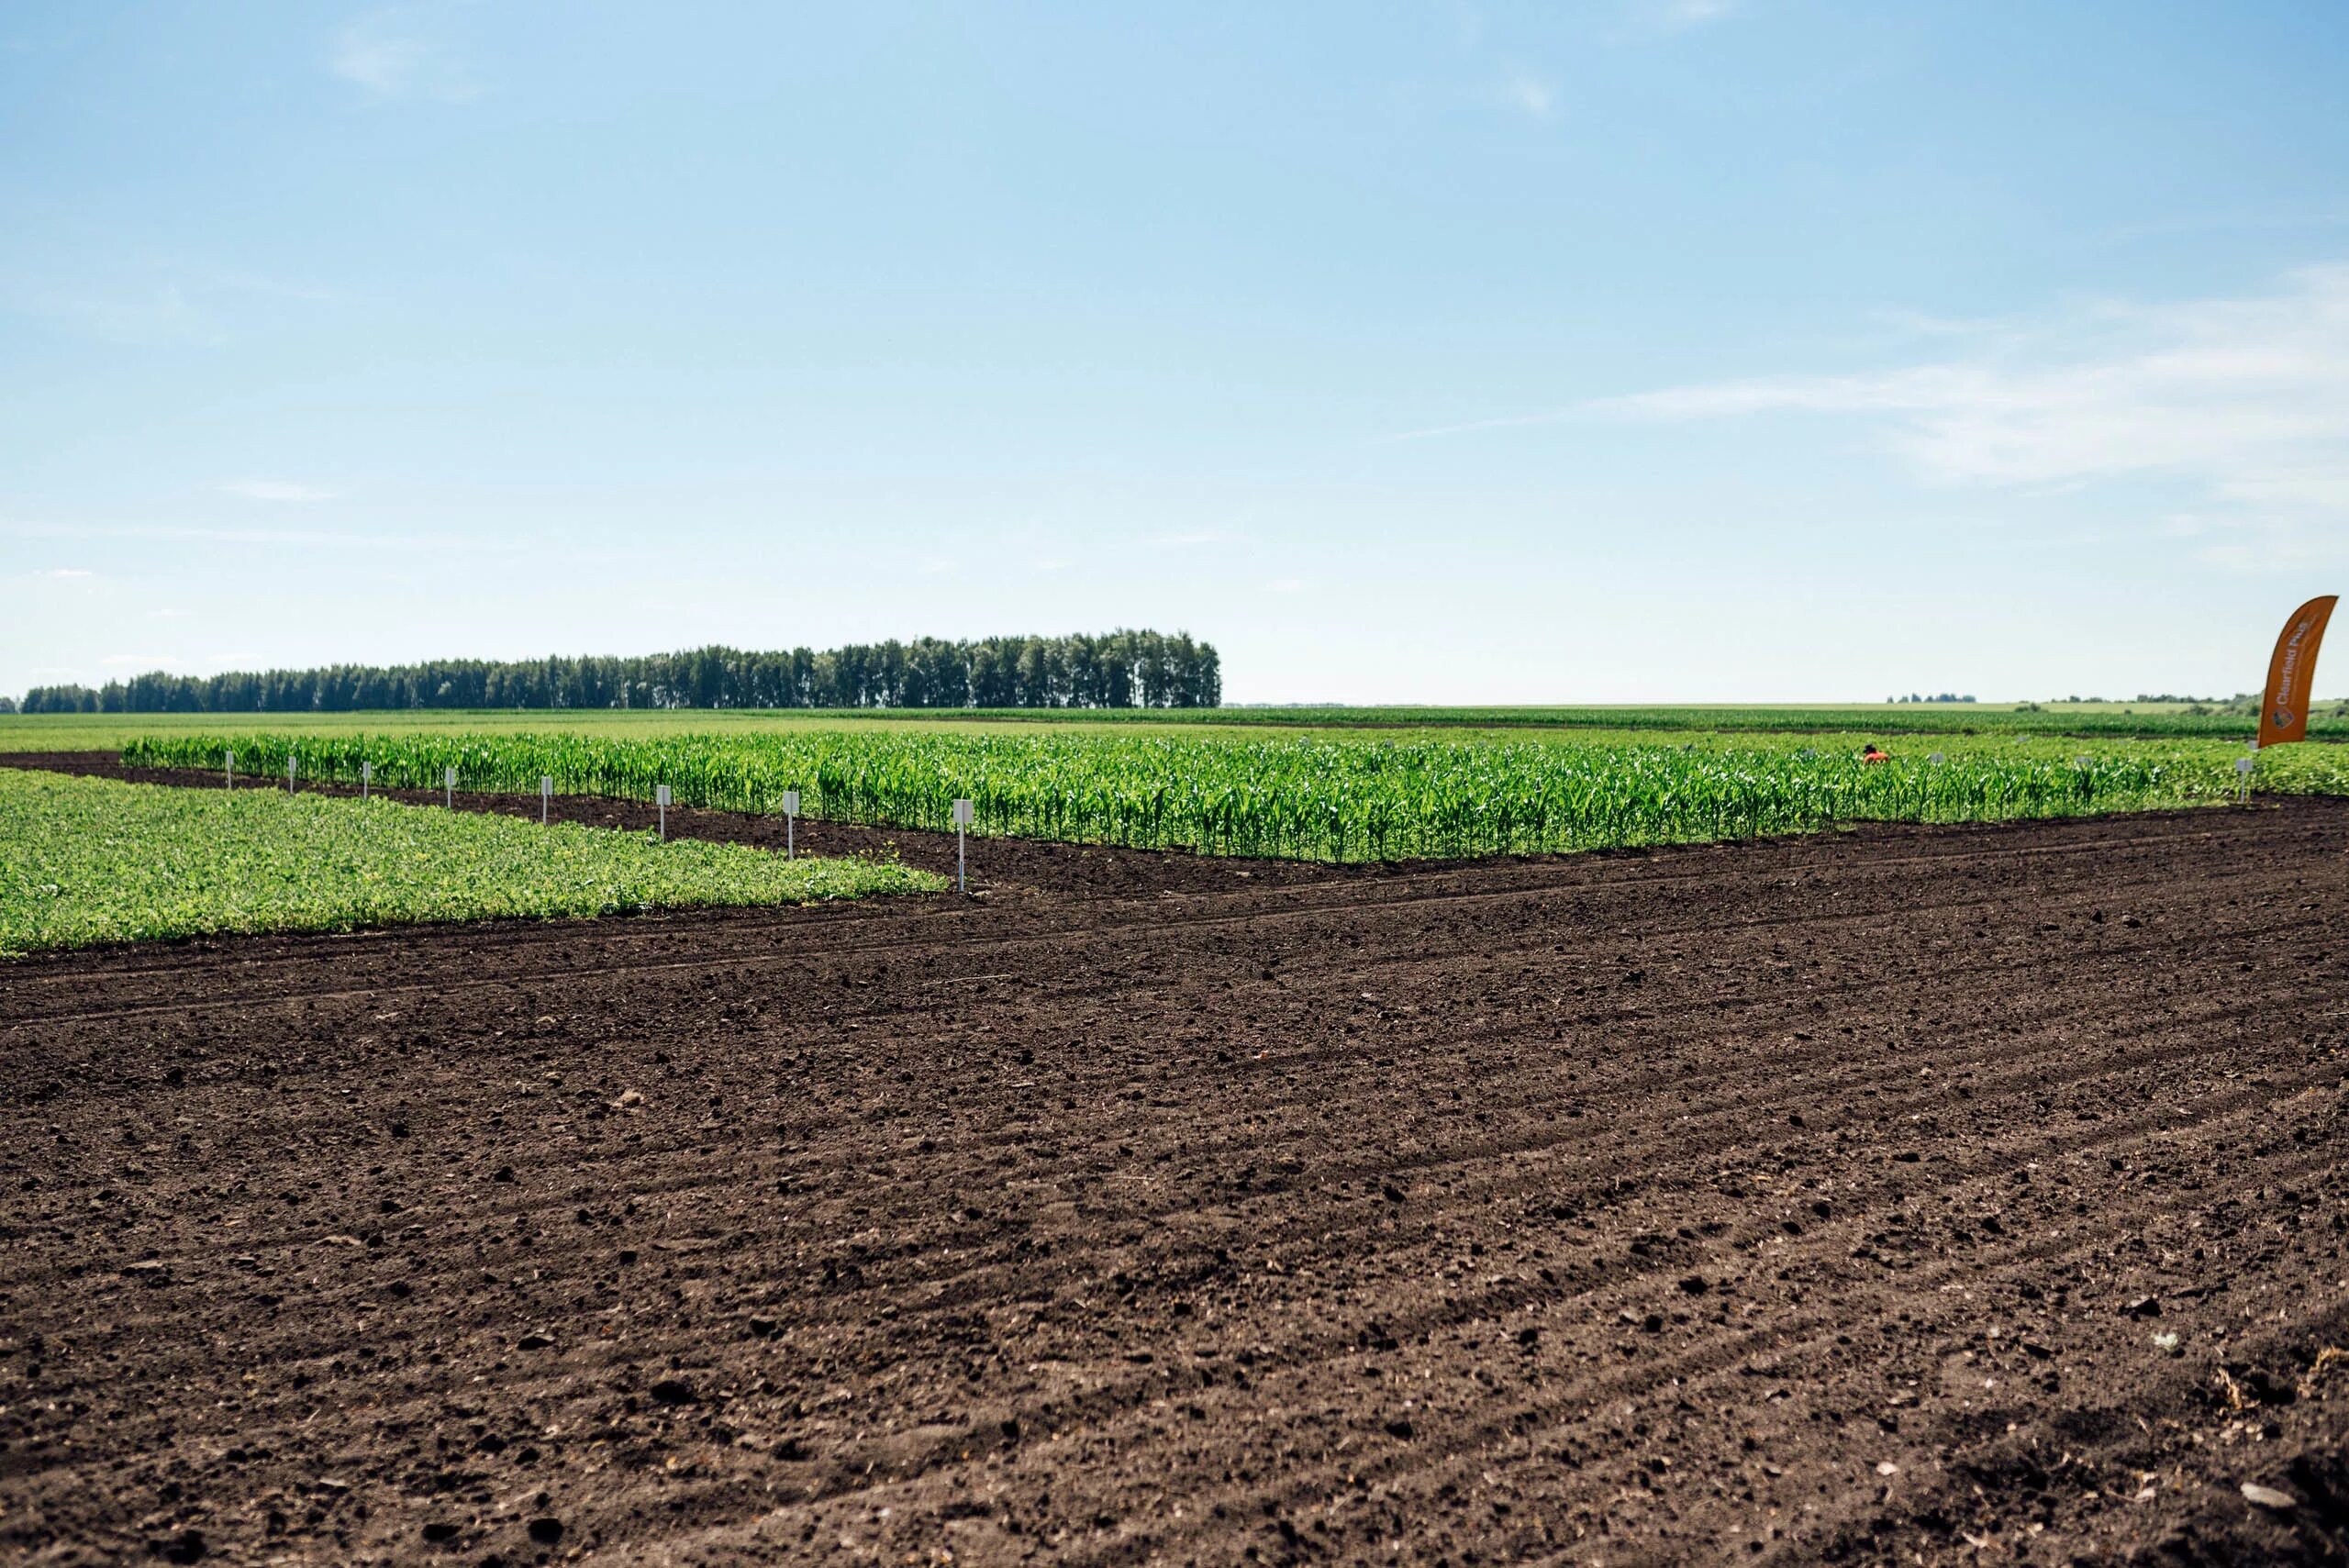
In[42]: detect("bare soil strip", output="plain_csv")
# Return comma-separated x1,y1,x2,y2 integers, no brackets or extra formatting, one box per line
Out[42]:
2,760,2345,1565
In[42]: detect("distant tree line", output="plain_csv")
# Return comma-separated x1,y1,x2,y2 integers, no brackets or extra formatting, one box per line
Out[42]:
17,631,1220,713
1888,693,1978,704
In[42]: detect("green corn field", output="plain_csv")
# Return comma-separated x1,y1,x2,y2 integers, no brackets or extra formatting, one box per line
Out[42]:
119,728,2349,862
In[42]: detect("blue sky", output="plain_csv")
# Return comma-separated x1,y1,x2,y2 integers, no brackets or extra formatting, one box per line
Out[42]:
6,2,2348,704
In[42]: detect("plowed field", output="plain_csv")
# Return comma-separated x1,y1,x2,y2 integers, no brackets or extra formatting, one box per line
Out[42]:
3,766,2345,1565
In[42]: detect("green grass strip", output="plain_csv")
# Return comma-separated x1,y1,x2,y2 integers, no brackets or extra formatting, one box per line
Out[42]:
0,767,942,957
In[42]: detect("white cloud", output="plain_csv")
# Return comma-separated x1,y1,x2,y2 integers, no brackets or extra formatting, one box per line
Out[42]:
14,283,223,346
1148,528,1250,550
1409,265,2349,567
3,268,335,346
332,31,422,94
39,567,94,579
330,12,475,101
0,519,517,552
1601,266,2349,516
1503,72,1557,120
1388,407,1576,442
1645,0,1739,30
222,479,339,503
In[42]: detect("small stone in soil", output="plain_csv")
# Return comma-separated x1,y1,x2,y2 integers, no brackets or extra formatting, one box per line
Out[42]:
2241,1483,2298,1510
152,1529,206,1563
516,1331,554,1350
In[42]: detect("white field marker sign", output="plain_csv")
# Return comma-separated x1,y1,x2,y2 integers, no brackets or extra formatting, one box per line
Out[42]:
657,784,672,841
540,775,552,825
445,765,457,809
2238,752,2256,804
1928,752,1944,765
226,748,234,789
362,760,372,800
287,754,297,795
952,797,974,895
782,789,800,860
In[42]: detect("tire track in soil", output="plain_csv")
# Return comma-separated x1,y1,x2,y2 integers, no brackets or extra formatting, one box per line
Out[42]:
3,793,2346,1564
626,1011,2343,1551
6,878,2328,1243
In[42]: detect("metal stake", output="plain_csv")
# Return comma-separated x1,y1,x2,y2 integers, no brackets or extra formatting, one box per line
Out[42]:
783,789,800,860
445,765,456,810
362,760,371,801
287,754,296,795
226,748,234,790
952,798,974,895
541,775,552,825
657,784,671,841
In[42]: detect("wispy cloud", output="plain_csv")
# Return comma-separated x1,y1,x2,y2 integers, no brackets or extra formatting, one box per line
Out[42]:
1388,408,1575,442
1407,264,2349,563
1502,71,1557,120
330,11,476,101
1643,0,1740,32
222,479,339,503
0,519,518,552
38,567,95,579
1603,265,2349,501
12,283,224,346
4,268,333,346
1147,528,1251,550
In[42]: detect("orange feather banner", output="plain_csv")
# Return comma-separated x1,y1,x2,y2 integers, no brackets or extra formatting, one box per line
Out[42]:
2256,595,2337,748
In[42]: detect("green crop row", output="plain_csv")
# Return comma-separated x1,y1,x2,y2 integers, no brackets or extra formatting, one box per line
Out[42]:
0,768,941,957
9,700,2338,754
119,728,2347,862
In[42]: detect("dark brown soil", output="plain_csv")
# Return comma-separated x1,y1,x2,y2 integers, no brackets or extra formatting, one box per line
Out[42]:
3,760,2347,1565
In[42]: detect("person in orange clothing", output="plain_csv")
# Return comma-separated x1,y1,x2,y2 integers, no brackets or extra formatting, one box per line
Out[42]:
1862,744,1891,763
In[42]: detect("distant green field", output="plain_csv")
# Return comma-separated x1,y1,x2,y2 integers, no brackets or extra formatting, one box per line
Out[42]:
0,697,2332,752
0,768,941,957
117,726,2342,864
